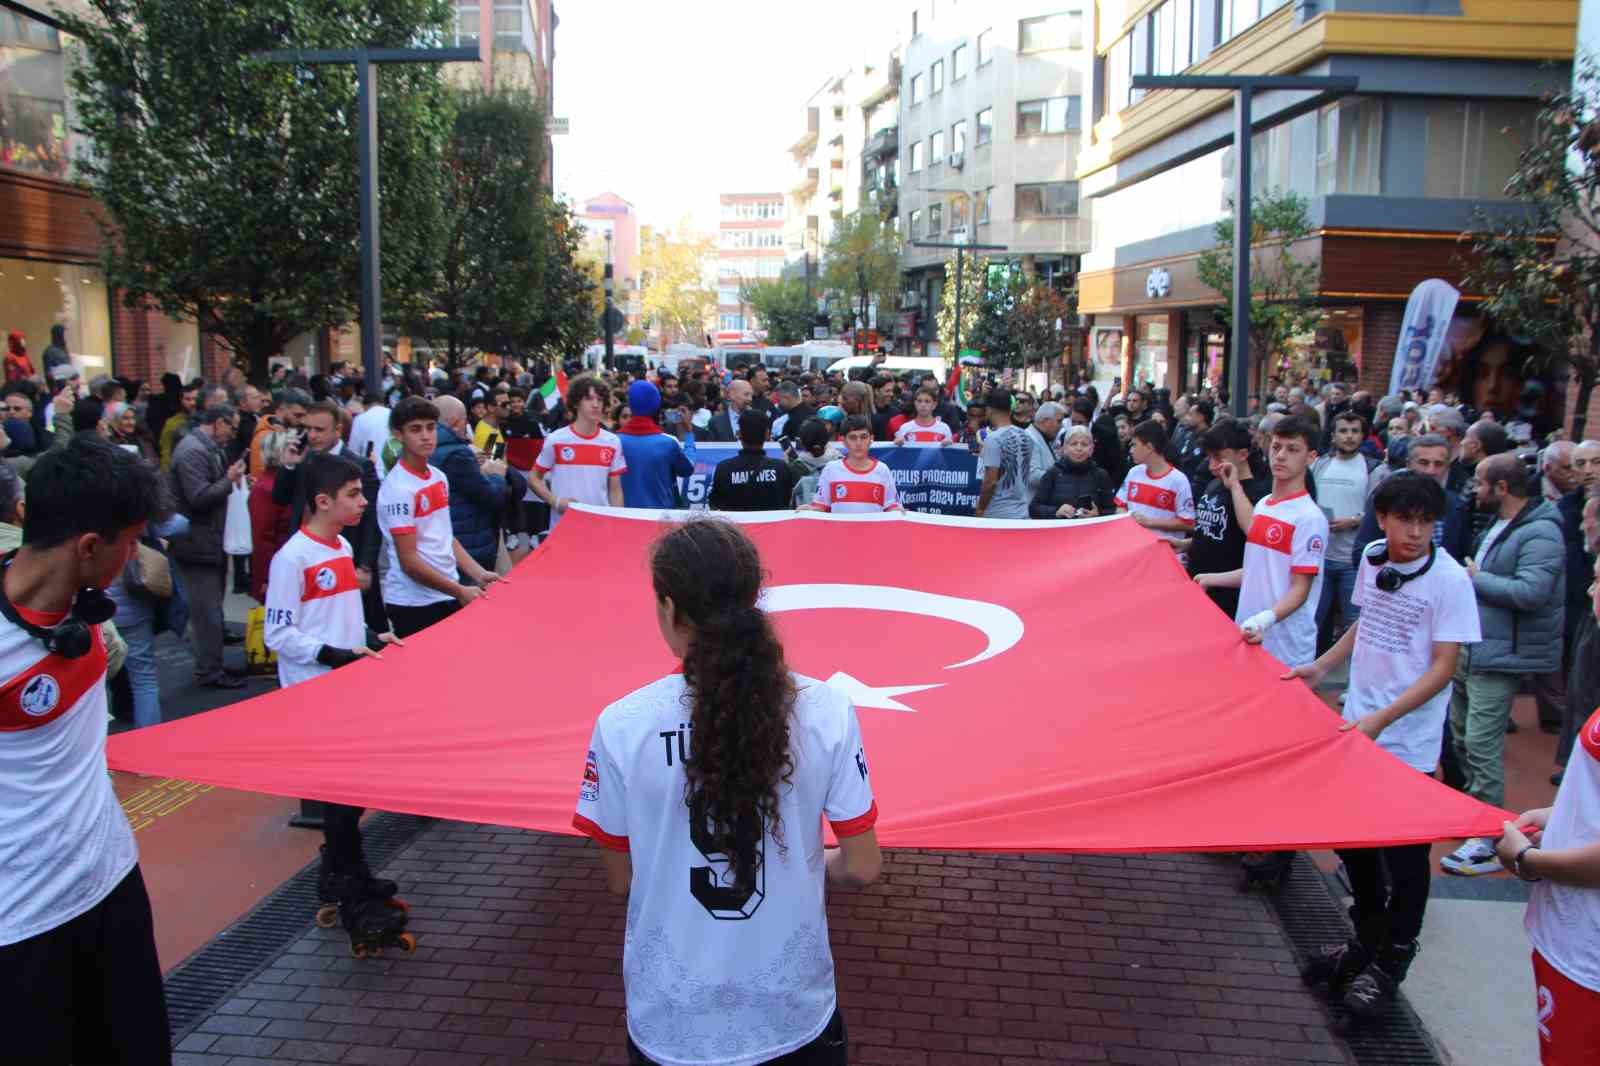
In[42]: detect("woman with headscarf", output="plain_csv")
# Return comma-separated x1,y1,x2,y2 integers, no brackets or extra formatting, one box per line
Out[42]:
109,402,160,464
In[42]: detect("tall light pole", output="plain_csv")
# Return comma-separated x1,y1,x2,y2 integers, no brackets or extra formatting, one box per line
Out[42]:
1127,74,1357,417
257,45,477,390
912,237,1007,362
603,231,616,364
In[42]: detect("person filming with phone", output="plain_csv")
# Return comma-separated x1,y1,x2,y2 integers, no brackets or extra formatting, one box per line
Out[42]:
272,400,382,611
1029,425,1115,520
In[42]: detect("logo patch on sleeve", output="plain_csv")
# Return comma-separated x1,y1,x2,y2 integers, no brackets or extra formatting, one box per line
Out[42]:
581,750,600,801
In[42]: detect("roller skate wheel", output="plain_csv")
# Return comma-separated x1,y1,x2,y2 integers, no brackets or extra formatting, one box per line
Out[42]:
351,943,368,959
399,932,417,952
315,904,339,929
385,897,409,915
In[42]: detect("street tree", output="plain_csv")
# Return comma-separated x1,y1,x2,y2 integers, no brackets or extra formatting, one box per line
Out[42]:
1465,58,1600,436
641,223,716,345
523,197,597,364
1008,281,1076,372
740,278,813,344
60,0,454,381
1196,189,1322,386
822,210,901,349
411,87,550,369
934,254,992,360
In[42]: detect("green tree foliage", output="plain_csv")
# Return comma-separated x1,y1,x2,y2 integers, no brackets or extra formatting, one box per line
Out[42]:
1465,58,1600,436
524,198,598,363
740,278,813,344
60,0,455,380
410,88,586,368
821,210,900,345
1196,190,1322,381
641,223,716,345
935,254,991,359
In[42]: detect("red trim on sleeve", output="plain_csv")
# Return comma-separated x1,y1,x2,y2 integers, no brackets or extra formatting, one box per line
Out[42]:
1114,499,1128,509
389,525,417,536
1291,565,1321,574
1176,517,1196,526
572,813,630,852
609,468,627,477
812,503,831,512
830,800,879,839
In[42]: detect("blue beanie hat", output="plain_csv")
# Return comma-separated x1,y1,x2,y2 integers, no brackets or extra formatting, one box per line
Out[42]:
627,380,661,416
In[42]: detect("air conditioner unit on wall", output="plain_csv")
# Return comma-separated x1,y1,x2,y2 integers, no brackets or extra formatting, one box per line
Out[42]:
948,151,964,170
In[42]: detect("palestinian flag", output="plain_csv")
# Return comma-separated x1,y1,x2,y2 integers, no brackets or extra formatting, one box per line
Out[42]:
538,366,568,411
945,362,970,407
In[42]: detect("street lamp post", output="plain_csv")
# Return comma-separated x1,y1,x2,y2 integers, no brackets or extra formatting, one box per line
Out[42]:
257,46,478,391
603,231,616,364
1126,74,1357,417
912,237,1007,364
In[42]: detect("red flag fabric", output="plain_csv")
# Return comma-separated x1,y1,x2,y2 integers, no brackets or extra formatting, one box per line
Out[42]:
107,509,1508,852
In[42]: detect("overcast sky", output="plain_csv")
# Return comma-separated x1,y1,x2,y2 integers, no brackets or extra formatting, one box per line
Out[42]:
552,0,896,234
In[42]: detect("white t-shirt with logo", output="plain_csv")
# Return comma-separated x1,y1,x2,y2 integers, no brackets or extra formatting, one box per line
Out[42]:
1115,463,1197,545
264,528,367,689
377,460,457,608
893,419,955,446
574,673,878,1066
812,458,900,514
1343,544,1480,771
0,613,136,946
536,424,626,528
1237,490,1328,667
1526,705,1600,992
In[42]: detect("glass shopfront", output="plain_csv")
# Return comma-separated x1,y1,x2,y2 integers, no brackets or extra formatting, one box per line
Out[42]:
1133,314,1169,390
0,256,111,378
1274,307,1364,388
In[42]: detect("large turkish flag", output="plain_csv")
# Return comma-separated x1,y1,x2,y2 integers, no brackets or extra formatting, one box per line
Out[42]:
108,508,1508,851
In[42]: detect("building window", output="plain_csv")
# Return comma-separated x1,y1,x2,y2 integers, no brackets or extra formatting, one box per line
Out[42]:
931,59,944,95
977,27,993,65
912,6,921,35
930,129,945,162
1019,12,1082,53
1017,96,1080,135
910,208,924,238
1152,0,1175,75
951,119,968,154
1316,96,1382,196
1422,98,1538,200
910,72,924,105
976,107,993,145
910,141,925,172
718,286,741,306
0,7,72,180
1015,181,1079,219
949,193,969,230
976,187,992,224
952,43,970,80
453,1,480,47
929,202,942,235
1221,0,1288,43
1106,29,1130,112
493,2,524,49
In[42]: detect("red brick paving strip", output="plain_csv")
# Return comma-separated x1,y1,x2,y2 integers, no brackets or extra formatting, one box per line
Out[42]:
172,821,1355,1066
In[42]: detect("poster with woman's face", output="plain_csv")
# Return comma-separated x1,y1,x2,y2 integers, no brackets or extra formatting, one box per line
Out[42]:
1434,313,1561,434
1091,327,1123,372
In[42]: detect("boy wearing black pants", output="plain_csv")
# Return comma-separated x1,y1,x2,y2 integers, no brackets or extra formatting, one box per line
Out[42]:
1284,474,1481,1017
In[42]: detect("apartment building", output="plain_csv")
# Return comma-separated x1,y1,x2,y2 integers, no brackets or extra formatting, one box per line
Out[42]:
898,3,1094,352
446,0,558,183
717,194,787,334
579,193,642,334
1077,0,1574,413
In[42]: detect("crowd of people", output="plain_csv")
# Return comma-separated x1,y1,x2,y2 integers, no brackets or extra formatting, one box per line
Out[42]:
0,339,1595,1065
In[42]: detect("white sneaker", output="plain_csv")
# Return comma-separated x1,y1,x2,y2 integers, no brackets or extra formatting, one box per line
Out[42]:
1440,837,1502,876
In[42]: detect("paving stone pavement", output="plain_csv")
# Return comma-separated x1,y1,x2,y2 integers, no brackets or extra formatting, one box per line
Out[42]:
173,820,1356,1066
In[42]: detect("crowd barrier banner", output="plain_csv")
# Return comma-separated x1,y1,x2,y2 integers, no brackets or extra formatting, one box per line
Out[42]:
108,509,1510,853
680,443,982,515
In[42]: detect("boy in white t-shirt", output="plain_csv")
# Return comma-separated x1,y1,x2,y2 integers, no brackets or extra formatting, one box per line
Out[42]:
807,415,902,514
377,397,502,638
1284,473,1480,1020
893,387,956,446
529,375,625,530
1115,419,1195,550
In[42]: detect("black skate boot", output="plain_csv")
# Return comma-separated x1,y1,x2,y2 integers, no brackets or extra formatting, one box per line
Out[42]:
1239,850,1294,892
1342,939,1419,1022
316,845,404,928
1301,910,1387,998
339,889,416,958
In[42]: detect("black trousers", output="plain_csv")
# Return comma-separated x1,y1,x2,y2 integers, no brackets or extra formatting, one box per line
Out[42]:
628,1007,846,1066
323,803,366,867
0,865,171,1065
386,599,461,639
1335,842,1432,944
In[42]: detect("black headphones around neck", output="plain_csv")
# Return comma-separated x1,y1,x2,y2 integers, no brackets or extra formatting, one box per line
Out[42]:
1365,539,1437,594
0,552,116,659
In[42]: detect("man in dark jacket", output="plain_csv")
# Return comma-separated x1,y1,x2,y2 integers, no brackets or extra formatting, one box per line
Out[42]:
772,381,815,441
704,379,753,442
1535,446,1586,734
432,394,523,575
1029,425,1115,520
1440,453,1566,876
1352,434,1473,565
709,410,794,511
169,405,247,688
272,400,381,593
1077,397,1126,487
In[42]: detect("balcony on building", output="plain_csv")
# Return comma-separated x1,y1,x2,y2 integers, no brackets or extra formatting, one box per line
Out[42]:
790,107,820,155
790,167,819,197
865,125,898,160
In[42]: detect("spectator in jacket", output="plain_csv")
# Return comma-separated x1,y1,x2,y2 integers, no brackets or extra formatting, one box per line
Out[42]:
710,409,794,511
704,379,753,442
433,394,522,575
168,405,246,689
1076,397,1126,487
1027,403,1065,487
248,430,295,602
1425,405,1472,494
618,381,692,508
4,330,34,382
1535,444,1586,736
1352,434,1473,565
1440,453,1567,876
110,402,159,464
771,380,815,441
1030,425,1115,520
1313,410,1390,642
271,401,381,569
159,380,201,469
